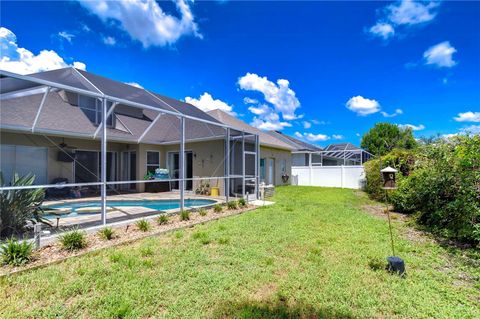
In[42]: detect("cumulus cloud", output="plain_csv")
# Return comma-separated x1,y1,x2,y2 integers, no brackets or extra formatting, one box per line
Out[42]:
294,132,303,138
346,95,380,116
125,82,144,89
332,134,344,140
398,123,425,131
461,125,480,134
78,0,201,48
381,108,403,118
185,92,234,114
295,132,343,142
369,22,395,39
0,27,86,74
368,1,439,39
238,72,301,120
303,121,311,129
248,104,291,130
103,36,117,46
311,119,327,125
243,97,258,105
423,41,457,68
454,111,480,123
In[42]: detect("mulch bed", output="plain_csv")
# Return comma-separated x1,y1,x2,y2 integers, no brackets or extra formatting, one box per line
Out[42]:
1,205,256,277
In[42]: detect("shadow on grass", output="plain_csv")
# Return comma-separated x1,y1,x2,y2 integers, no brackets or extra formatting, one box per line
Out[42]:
212,299,357,319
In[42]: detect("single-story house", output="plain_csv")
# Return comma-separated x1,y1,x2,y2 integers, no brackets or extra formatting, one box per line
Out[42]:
206,109,294,186
0,67,259,199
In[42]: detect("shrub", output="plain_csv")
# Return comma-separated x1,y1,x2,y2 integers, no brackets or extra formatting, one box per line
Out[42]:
180,210,190,221
0,173,50,238
98,227,115,240
213,204,223,213
198,209,207,216
1,238,33,266
227,201,238,210
238,198,247,207
59,229,87,251
136,219,150,232
157,215,169,225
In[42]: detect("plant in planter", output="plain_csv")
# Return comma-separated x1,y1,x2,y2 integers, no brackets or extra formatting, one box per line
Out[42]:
0,173,51,238
1,238,33,266
195,181,210,195
281,173,290,183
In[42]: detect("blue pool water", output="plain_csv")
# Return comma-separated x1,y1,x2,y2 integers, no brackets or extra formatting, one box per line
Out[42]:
43,199,216,219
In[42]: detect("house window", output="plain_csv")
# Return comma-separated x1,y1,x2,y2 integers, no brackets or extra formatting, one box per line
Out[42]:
146,151,160,174
281,159,287,173
78,95,114,127
0,145,48,184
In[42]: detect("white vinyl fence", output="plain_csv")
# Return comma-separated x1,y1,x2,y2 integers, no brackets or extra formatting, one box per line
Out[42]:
291,166,366,189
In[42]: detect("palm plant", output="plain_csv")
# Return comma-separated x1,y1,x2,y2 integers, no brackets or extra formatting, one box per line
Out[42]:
0,173,50,238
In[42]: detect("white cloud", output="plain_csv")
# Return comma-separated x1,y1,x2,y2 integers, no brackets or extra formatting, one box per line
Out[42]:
294,132,303,138
125,82,144,89
78,0,201,48
103,36,117,46
243,97,258,105
368,1,439,39
332,134,344,140
461,125,480,134
248,104,270,116
369,22,395,39
185,92,234,114
423,41,457,68
249,104,291,131
381,108,403,118
311,119,327,125
58,31,75,43
238,72,301,120
346,95,380,116
454,111,480,123
303,133,330,142
398,123,425,131
387,0,439,26
0,27,86,74
303,121,311,129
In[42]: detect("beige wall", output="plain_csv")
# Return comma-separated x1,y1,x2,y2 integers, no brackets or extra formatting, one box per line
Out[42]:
260,146,292,186
1,131,292,191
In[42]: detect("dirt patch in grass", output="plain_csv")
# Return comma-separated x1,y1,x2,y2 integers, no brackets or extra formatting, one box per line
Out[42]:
252,283,278,301
0,205,255,276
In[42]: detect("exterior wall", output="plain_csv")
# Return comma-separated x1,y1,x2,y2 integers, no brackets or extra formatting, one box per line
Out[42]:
260,146,292,186
291,165,365,189
0,131,129,184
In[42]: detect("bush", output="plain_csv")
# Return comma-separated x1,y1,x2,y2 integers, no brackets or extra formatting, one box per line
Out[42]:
238,198,247,207
1,238,33,266
365,135,480,243
98,227,115,240
0,173,50,238
157,215,169,225
180,210,190,221
198,209,207,216
136,219,150,232
213,204,223,213
227,201,238,210
59,229,87,251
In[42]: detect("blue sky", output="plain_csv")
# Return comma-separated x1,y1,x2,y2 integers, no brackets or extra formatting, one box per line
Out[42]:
1,1,479,146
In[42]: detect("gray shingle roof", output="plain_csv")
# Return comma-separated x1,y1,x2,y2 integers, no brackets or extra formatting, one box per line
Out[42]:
267,131,323,151
207,109,293,150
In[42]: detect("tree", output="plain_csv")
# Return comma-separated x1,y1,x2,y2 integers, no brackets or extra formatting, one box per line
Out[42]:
361,122,417,156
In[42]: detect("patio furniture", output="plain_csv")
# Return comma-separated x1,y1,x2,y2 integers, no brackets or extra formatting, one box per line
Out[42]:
46,178,71,198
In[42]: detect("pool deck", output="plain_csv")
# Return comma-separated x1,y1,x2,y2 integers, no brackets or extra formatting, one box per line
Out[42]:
43,192,226,228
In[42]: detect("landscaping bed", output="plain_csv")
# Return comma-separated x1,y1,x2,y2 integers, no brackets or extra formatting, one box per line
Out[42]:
1,203,254,276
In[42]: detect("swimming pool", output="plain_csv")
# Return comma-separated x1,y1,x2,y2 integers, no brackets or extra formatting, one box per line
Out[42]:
43,198,217,219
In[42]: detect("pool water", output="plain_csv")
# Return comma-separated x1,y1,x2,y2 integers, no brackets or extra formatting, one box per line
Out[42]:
43,199,217,219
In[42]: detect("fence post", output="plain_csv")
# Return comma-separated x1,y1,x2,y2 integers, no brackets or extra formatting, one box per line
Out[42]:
341,165,345,188
308,153,312,186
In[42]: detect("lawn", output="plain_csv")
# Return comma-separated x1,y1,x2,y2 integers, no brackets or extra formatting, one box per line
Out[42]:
1,186,479,318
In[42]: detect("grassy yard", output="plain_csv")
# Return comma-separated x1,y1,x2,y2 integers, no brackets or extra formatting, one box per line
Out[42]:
1,186,479,318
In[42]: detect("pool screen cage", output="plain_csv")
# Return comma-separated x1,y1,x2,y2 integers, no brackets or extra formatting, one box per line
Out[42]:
0,68,259,239
293,144,373,167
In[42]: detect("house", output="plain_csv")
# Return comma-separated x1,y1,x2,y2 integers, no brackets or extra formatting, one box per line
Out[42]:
0,68,259,200
206,109,294,186
267,131,322,166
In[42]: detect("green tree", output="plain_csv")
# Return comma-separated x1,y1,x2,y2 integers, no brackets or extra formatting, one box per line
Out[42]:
361,122,417,156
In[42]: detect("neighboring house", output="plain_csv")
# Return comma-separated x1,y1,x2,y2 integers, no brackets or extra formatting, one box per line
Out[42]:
267,131,322,166
207,109,293,186
0,68,258,198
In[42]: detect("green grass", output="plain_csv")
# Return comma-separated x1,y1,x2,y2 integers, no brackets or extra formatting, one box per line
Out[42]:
1,186,479,318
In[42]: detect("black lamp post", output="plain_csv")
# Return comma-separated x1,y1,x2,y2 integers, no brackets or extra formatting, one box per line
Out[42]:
380,166,406,277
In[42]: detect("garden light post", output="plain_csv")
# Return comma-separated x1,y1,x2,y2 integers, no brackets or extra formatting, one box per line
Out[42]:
381,166,406,276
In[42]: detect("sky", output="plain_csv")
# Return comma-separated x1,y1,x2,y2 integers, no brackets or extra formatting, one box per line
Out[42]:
1,0,479,146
